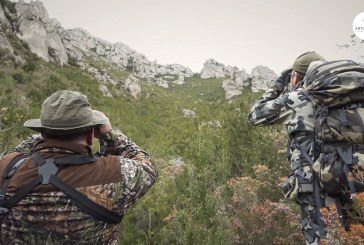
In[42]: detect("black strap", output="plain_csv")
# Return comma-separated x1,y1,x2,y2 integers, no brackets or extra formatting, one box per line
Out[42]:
0,154,29,202
49,175,122,224
343,164,356,195
0,154,30,231
54,154,98,166
298,143,326,237
339,109,349,127
353,108,364,136
1,152,122,224
3,176,43,209
3,154,29,179
334,197,345,226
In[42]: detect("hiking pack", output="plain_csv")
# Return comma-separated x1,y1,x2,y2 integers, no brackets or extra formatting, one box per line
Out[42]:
302,60,364,193
282,59,364,234
0,151,122,228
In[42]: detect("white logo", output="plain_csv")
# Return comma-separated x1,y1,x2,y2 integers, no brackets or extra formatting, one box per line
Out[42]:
353,12,364,40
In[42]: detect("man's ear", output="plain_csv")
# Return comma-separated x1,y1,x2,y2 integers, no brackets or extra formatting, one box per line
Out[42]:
291,71,301,89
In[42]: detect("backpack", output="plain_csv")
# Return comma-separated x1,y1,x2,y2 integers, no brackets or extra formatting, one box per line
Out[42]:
0,151,122,228
301,60,364,194
293,60,364,231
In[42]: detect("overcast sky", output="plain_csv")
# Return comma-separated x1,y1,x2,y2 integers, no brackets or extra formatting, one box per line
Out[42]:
16,0,364,73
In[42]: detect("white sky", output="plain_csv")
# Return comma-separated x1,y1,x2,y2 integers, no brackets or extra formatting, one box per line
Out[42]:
14,0,364,73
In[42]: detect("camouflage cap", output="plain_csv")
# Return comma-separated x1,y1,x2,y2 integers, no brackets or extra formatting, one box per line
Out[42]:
292,51,325,74
24,90,108,133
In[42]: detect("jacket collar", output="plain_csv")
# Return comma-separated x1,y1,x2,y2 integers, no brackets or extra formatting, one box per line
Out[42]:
34,138,92,155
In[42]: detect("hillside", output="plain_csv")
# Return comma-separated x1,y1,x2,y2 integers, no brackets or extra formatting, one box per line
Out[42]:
0,1,311,244
0,47,305,244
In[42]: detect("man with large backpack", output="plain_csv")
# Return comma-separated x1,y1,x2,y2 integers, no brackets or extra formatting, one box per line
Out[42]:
248,51,364,244
0,90,157,244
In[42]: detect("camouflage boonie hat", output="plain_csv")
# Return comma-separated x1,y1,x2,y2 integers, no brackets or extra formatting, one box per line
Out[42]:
292,51,325,74
24,90,108,134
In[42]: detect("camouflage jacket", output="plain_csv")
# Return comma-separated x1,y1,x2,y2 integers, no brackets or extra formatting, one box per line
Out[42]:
248,85,315,171
0,129,157,244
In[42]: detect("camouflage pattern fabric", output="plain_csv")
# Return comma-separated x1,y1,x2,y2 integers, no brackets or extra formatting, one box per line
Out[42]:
303,60,364,107
248,61,364,244
248,78,324,244
0,128,157,244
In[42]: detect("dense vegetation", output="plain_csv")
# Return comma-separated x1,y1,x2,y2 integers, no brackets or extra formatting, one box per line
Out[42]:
3,14,363,244
0,30,305,244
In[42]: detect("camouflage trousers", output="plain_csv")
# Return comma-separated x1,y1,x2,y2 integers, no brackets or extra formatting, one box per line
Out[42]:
299,193,327,245
298,191,356,245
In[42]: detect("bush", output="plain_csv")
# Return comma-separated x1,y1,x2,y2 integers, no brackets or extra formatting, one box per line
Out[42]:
12,72,26,83
23,59,37,73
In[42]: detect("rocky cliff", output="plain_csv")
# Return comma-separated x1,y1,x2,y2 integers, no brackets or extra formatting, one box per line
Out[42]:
0,0,277,99
201,58,277,98
0,1,193,80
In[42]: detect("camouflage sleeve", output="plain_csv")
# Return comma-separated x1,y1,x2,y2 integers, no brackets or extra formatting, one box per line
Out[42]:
248,69,296,126
248,87,312,127
7,134,43,154
104,128,157,212
248,91,292,126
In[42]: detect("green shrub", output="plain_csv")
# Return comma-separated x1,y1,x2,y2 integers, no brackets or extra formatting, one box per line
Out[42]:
23,59,37,73
0,27,306,243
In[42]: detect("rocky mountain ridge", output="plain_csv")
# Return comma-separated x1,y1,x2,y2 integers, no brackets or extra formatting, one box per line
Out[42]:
0,0,278,99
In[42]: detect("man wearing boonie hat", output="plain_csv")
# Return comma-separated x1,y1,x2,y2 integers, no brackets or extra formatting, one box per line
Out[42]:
0,90,157,244
248,52,329,244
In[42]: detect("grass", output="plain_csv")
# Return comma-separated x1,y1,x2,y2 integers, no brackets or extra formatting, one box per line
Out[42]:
0,27,305,244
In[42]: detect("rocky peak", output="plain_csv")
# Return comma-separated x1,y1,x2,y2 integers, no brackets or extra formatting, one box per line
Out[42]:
201,58,277,97
1,0,279,99
0,24,13,53
201,59,231,79
250,65,277,92
4,0,193,84
0,3,12,29
15,0,68,65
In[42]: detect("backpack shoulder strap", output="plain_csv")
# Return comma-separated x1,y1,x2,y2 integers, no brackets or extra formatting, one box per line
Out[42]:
0,153,30,202
49,175,122,223
0,153,30,224
1,152,122,224
36,152,121,223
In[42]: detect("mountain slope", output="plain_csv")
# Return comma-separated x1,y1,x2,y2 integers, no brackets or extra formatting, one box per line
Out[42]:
0,0,306,244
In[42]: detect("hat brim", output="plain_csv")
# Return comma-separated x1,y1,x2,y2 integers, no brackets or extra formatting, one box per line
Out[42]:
24,110,109,133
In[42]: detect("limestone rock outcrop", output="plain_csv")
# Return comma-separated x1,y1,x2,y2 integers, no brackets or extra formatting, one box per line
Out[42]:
124,74,141,99
15,0,68,65
201,59,232,79
0,24,12,53
250,65,277,92
0,0,280,100
3,0,193,86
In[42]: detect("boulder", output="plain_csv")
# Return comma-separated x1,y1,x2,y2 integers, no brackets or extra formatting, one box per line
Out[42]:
250,65,277,92
182,109,195,118
0,4,11,29
124,75,141,98
0,24,13,53
201,58,230,78
155,78,169,88
99,85,112,97
225,90,242,100
15,0,68,65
